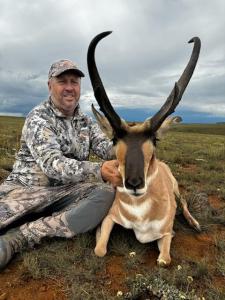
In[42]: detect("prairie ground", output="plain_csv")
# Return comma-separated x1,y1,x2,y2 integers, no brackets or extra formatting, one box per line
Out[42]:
0,116,224,299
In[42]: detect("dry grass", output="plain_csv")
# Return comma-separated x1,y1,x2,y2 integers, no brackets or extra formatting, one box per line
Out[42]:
0,117,225,299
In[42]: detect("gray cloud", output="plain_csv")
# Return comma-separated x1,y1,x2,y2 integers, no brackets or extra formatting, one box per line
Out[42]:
0,0,224,120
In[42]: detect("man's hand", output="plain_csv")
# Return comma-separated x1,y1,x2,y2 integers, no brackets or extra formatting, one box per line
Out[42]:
101,160,123,187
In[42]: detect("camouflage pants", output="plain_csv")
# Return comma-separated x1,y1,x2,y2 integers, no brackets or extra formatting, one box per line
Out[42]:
0,181,115,247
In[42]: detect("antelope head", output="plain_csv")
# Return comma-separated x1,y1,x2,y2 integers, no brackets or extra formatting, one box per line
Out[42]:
87,32,201,196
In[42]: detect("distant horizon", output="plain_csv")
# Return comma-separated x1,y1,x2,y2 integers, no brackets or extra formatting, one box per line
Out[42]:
0,108,224,124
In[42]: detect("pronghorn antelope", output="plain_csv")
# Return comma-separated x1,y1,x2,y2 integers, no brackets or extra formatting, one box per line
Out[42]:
87,32,201,266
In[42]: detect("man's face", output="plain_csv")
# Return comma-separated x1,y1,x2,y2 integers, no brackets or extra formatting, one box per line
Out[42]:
48,71,81,116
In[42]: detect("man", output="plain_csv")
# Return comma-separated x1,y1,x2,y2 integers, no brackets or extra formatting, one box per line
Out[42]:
0,59,121,270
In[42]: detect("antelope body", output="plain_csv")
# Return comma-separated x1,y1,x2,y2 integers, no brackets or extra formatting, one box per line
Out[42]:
87,32,201,266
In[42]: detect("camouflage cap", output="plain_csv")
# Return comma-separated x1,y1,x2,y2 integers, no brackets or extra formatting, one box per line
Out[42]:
48,59,85,79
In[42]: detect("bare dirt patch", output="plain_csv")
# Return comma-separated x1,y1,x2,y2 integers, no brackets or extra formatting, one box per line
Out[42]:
105,256,128,293
0,263,66,300
208,195,225,210
181,164,198,172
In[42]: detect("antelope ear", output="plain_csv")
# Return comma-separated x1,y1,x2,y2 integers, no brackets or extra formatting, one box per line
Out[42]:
91,104,114,139
156,116,182,139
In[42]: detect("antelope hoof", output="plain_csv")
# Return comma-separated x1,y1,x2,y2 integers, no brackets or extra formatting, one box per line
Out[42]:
157,258,171,267
94,245,107,257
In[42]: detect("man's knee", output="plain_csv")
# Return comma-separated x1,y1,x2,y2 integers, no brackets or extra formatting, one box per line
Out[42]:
88,183,115,208
65,185,115,234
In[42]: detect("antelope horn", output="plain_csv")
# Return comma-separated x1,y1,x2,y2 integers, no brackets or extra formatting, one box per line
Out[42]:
87,31,125,136
150,37,201,133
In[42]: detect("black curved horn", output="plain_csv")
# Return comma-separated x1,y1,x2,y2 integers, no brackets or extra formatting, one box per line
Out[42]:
87,31,125,135
150,37,201,133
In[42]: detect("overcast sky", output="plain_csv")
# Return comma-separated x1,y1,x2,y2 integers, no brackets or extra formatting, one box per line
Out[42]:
0,0,224,123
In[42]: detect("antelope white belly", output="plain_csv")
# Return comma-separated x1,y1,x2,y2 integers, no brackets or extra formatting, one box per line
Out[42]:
133,219,166,243
117,200,168,243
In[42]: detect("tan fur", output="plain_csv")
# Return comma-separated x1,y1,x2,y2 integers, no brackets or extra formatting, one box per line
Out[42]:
94,115,200,266
115,140,127,180
125,122,149,133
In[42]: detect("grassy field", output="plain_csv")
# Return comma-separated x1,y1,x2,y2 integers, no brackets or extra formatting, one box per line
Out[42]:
0,116,225,299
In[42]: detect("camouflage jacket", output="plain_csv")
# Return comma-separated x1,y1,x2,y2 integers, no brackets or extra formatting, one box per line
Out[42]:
6,97,113,187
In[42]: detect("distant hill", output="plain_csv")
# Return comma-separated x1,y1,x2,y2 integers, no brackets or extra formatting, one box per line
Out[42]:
171,123,225,135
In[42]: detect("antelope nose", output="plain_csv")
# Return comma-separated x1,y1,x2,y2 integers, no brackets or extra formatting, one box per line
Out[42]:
125,177,144,190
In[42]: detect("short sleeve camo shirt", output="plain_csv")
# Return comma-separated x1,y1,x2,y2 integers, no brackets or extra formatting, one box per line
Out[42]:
6,97,113,187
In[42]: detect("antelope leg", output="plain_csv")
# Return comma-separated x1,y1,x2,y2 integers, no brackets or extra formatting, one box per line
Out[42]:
94,215,115,257
157,234,173,267
174,182,201,231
